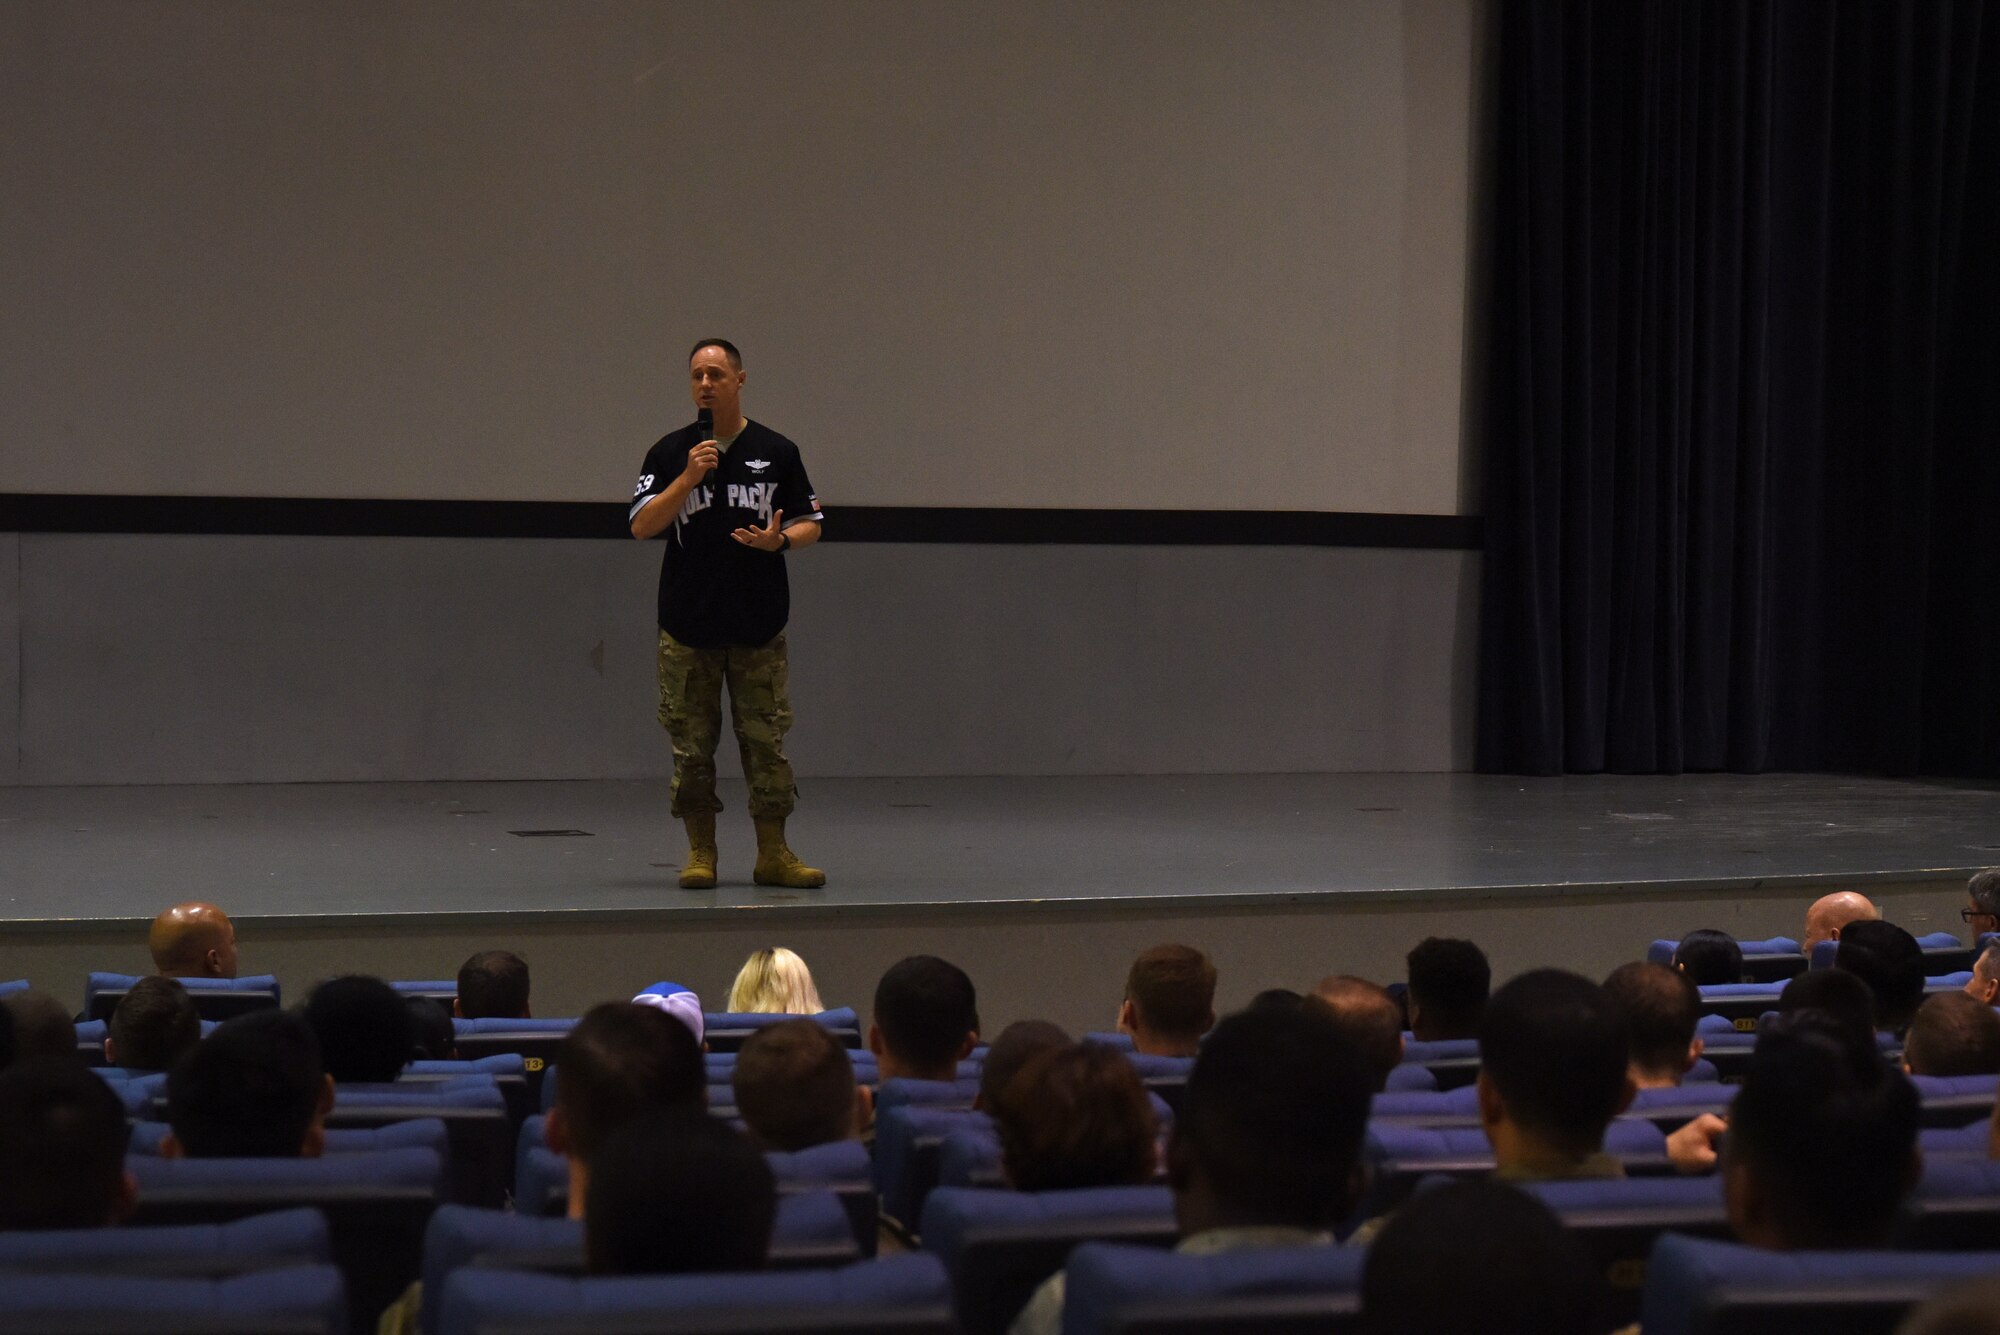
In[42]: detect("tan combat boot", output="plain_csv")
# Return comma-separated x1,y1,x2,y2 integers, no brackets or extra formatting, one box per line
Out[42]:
679,812,719,889
753,817,826,888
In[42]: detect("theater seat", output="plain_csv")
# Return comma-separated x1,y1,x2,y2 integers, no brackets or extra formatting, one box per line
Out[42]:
876,1076,984,1113
0,978,29,999
1522,1176,1731,1327
128,1149,443,1335
1397,1037,1481,1089
449,1018,574,1106
1695,983,1789,1028
1061,1239,1364,1334
876,1106,992,1231
1383,1063,1438,1092
1367,1083,1481,1127
330,1078,512,1207
1623,1084,1737,1131
128,1118,449,1159
0,1206,329,1278
1647,937,1807,983
1640,1234,2000,1335
1908,1073,1999,1128
699,1007,862,1053
435,1254,955,1335
83,972,282,1023
1917,1121,1989,1159
920,1185,1177,1335
937,1121,1005,1190
767,1139,878,1256
391,980,458,1004
1899,1156,2000,1250
1364,1121,1668,1214
1809,934,1972,977
0,1264,346,1335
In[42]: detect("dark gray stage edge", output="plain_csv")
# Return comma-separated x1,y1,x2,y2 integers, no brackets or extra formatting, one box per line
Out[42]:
1,773,1993,1031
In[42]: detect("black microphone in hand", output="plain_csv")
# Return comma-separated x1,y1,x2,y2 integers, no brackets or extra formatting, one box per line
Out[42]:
695,408,716,476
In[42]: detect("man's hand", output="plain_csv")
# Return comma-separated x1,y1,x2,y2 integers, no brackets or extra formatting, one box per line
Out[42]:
1666,1112,1727,1175
681,440,720,483
732,509,787,552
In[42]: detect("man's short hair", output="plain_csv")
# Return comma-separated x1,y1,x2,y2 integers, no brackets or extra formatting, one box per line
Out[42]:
732,1019,855,1152
554,1002,705,1162
1123,945,1217,1044
456,951,531,1020
993,1043,1158,1192
1673,929,1743,987
167,1011,325,1158
585,1109,775,1275
406,998,455,1061
977,1020,1070,1108
1836,920,1927,1032
1405,938,1490,1039
1903,993,2000,1077
1308,977,1403,1092
0,1059,132,1230
1601,962,1700,1079
1479,970,1630,1157
1969,869,2000,918
1777,964,1878,1037
2,991,75,1064
1360,1178,1599,1335
872,956,978,1076
1245,988,1304,1013
108,976,201,1072
1728,1013,1919,1247
688,338,743,369
302,976,413,1083
1170,1006,1374,1230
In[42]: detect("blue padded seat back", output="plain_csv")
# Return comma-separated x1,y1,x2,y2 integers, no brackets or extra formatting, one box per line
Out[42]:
1625,1084,1736,1127
1367,1083,1481,1125
921,1185,1176,1335
128,1147,445,1200
938,1123,1005,1189
129,1118,449,1159
1640,1234,2000,1335
436,1253,953,1335
1063,1240,1362,1335
1083,1031,1137,1051
768,1138,871,1186
1909,1073,1999,1128
391,980,458,1000
1900,1156,2000,1249
875,1106,991,1229
325,1082,509,1210
1810,933,1970,975
84,972,282,1023
698,1007,863,1052
0,979,28,998
1695,1013,1738,1034
0,1264,345,1335
451,1018,575,1035
1398,1037,1479,1063
1522,1177,1730,1325
1683,1058,1720,1083
1917,1122,1989,1158
1383,1063,1438,1092
406,1055,526,1078
0,1207,328,1279
876,1076,984,1113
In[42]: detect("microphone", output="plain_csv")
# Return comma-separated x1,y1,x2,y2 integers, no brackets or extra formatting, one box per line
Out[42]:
695,407,716,478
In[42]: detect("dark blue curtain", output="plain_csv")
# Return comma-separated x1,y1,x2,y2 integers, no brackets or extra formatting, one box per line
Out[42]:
1476,0,2000,776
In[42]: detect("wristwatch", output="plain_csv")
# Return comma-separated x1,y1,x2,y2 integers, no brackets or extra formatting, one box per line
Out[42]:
778,532,791,552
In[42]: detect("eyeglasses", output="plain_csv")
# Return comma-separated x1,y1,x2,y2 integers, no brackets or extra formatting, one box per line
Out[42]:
1961,907,1996,923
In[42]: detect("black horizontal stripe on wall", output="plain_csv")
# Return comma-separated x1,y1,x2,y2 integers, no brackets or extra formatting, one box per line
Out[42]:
0,494,1480,549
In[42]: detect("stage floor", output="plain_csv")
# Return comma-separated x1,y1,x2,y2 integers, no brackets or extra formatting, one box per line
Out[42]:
3,772,1997,927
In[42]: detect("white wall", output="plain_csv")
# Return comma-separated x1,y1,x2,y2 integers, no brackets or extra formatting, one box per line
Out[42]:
0,0,1482,514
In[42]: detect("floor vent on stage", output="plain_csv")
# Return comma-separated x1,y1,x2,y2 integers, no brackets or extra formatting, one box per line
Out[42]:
508,829,594,838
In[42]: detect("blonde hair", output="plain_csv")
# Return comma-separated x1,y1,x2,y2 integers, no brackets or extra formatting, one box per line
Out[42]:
728,948,824,1015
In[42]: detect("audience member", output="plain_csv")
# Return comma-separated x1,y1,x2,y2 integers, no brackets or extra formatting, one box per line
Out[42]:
543,1002,705,1219
1477,969,1633,1181
1246,987,1304,1012
148,902,239,979
1837,919,1927,1034
1672,928,1743,986
302,975,413,1082
732,1018,862,1152
991,1043,1158,1192
1965,940,2000,1007
1359,1178,1599,1335
105,975,201,1072
631,982,706,1044
406,997,455,1061
726,947,824,1014
455,950,530,1020
2,990,75,1063
164,1010,333,1158
1602,961,1702,1088
1309,976,1403,1092
869,955,978,1082
1405,937,1489,1041
1116,944,1216,1058
1802,889,1879,952
584,1109,776,1275
1723,1012,1920,1249
1009,1005,1375,1335
1964,869,2000,943
1903,993,2000,1078
1777,964,1878,1038
1897,1276,2000,1335
0,1058,135,1230
976,1019,1069,1110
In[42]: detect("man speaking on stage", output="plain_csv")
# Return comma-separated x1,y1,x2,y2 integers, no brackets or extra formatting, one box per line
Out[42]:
629,339,827,890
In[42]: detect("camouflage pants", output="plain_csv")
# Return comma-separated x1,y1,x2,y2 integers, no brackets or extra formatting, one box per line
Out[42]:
656,630,798,819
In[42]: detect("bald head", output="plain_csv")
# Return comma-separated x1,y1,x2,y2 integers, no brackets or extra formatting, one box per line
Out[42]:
148,903,239,979
1803,891,1879,952
1310,976,1404,1092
